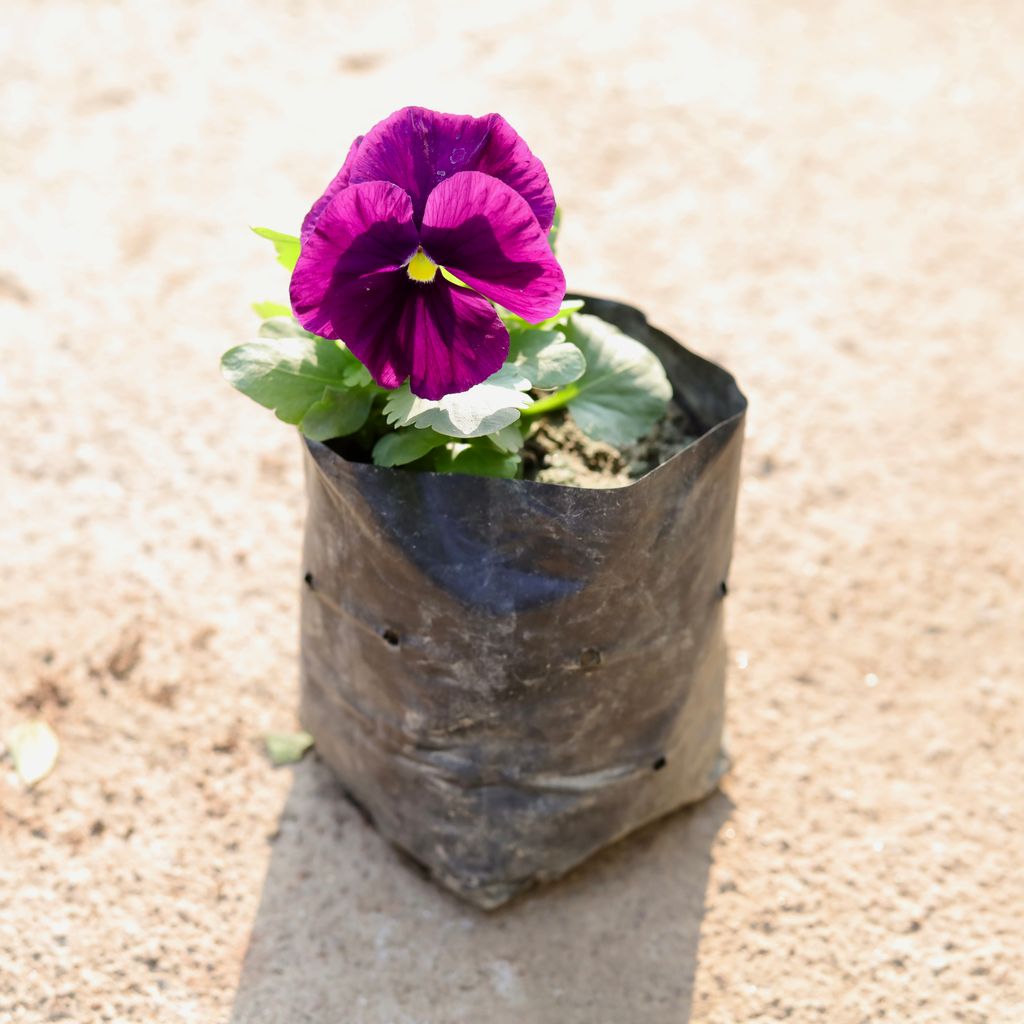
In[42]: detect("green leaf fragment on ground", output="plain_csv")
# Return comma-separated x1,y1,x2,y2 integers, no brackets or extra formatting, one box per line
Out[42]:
265,731,314,766
251,226,301,271
5,720,59,787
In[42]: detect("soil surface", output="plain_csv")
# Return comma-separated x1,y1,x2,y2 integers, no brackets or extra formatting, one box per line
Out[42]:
2,2,1023,1023
523,403,698,487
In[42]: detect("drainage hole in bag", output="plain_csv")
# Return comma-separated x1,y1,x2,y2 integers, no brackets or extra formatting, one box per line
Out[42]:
381,628,400,648
653,756,667,771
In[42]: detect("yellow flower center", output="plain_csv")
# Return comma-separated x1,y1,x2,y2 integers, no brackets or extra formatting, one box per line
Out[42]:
406,247,438,283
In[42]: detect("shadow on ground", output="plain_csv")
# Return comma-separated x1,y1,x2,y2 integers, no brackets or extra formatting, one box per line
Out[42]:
230,757,731,1024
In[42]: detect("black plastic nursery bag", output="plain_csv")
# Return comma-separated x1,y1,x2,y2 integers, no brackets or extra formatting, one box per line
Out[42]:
298,295,747,908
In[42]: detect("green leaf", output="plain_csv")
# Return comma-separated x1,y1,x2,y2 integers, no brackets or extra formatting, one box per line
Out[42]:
533,299,585,332
5,720,59,787
251,300,292,319
221,336,355,425
383,365,533,438
488,422,526,453
256,319,375,389
342,362,374,388
439,267,467,288
548,207,561,253
435,445,521,479
265,731,313,766
372,428,449,467
252,226,301,271
558,314,672,446
257,318,317,341
500,298,585,335
512,329,586,389
300,387,374,441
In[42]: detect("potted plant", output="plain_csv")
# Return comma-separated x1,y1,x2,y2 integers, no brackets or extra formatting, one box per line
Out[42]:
222,106,747,909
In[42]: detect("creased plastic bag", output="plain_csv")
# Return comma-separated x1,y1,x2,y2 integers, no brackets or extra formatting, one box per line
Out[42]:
299,295,747,908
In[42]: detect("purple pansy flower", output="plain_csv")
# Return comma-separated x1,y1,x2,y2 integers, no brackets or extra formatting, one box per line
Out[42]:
290,107,565,400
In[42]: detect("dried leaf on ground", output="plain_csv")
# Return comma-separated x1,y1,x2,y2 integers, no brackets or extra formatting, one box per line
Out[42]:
5,720,60,787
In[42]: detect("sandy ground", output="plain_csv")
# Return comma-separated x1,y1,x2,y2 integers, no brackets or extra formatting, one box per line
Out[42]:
2,1,1022,1021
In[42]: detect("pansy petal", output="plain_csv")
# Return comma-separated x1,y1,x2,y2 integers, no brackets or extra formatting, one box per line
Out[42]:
347,108,488,223
300,134,365,242
293,268,413,389
348,107,555,229
291,180,419,341
475,113,556,233
402,280,509,400
420,172,566,323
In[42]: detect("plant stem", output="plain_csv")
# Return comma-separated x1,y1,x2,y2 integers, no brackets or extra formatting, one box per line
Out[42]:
520,382,581,418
